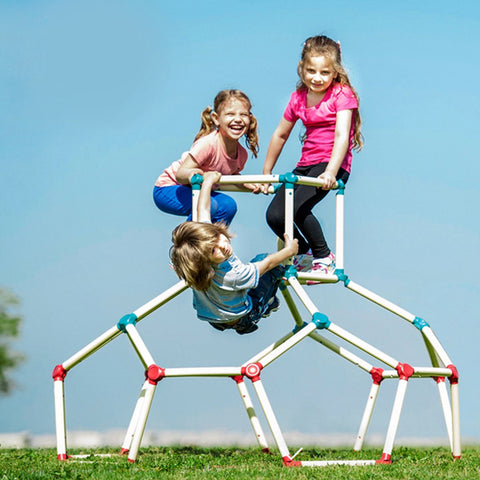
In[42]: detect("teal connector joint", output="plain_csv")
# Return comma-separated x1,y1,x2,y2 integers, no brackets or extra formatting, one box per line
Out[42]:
413,316,429,330
292,322,308,334
279,172,298,185
335,269,349,284
335,179,346,195
312,312,331,329
284,265,298,279
117,313,138,332
190,174,203,189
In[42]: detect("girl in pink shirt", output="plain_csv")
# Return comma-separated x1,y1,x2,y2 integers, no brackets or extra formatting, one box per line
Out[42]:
154,90,260,225
262,35,363,276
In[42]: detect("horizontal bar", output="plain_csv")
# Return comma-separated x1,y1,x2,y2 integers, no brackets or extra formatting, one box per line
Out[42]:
164,367,242,378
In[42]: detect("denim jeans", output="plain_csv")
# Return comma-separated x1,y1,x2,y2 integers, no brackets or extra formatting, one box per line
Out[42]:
153,185,238,225
209,253,285,335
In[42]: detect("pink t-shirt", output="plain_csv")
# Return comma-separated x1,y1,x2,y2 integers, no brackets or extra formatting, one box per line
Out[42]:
155,131,248,187
283,83,358,173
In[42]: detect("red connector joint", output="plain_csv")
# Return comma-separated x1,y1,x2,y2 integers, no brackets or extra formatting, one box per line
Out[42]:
52,364,67,382
231,375,244,384
376,452,392,464
146,364,165,385
283,456,302,467
395,363,414,381
447,364,459,385
241,362,263,382
370,367,385,385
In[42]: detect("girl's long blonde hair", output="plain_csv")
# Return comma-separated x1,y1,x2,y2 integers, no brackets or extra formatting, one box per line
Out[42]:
194,89,259,157
298,35,363,151
170,221,233,292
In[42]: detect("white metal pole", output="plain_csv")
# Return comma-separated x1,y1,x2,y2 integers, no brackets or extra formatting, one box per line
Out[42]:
219,174,280,185
259,321,317,368
133,281,188,321
381,378,409,462
233,376,270,452
287,276,321,315
450,381,461,458
435,378,453,450
127,381,157,463
53,379,67,460
284,182,294,240
251,378,291,461
245,331,297,366
420,326,453,367
121,380,150,454
308,330,373,373
354,382,381,451
163,367,241,378
346,280,417,323
124,323,156,369
327,323,399,368
335,189,345,271
280,285,304,327
62,326,122,371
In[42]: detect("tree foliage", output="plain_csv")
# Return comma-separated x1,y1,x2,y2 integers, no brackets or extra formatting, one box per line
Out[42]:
0,288,25,395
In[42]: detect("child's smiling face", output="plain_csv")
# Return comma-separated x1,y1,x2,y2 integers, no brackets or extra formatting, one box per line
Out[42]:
301,55,336,95
211,98,251,142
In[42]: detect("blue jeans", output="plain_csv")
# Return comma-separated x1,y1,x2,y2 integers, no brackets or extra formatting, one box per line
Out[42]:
153,185,238,225
209,253,285,335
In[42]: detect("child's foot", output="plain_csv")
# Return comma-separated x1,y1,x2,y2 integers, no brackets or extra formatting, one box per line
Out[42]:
293,250,313,271
306,253,335,285
262,296,280,317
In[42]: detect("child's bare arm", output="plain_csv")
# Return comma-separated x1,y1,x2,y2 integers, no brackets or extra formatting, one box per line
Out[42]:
176,154,204,185
319,109,353,190
255,234,298,275
197,171,222,223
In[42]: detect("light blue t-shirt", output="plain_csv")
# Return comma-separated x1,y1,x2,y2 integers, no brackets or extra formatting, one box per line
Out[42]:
192,253,260,323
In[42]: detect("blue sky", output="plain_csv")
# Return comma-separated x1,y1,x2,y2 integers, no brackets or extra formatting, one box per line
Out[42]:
1,0,479,448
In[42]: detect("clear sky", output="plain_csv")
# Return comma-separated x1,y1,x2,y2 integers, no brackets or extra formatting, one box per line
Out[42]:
1,0,479,447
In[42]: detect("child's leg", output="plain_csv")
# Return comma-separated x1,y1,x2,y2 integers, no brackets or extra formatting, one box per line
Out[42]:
153,186,237,224
247,253,285,315
291,165,349,259
266,188,311,254
153,185,193,217
210,191,237,225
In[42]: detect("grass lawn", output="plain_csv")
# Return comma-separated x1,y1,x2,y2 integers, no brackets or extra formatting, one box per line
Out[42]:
1,445,480,479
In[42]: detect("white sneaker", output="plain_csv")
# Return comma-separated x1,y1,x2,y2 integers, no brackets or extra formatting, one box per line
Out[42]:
306,253,335,285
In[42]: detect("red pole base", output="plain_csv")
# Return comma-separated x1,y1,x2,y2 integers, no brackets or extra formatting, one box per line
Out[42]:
376,453,392,464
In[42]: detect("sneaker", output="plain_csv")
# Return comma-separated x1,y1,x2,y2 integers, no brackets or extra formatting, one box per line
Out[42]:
293,251,313,271
262,296,280,317
306,253,335,285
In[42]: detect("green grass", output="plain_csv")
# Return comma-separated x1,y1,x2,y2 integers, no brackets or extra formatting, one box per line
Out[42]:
1,446,479,479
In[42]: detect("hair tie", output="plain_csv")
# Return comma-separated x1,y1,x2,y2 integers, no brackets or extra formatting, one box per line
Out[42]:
337,41,342,53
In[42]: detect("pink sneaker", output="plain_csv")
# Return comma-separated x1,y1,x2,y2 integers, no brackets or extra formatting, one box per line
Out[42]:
293,251,313,271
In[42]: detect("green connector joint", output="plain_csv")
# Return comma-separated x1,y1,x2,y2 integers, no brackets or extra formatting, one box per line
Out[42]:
117,313,138,332
413,316,429,330
312,312,331,329
190,174,203,189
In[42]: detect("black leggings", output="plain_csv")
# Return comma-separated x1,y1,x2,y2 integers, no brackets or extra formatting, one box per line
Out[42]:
265,163,349,258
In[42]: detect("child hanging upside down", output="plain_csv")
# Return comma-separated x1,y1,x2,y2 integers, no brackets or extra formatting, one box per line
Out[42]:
170,171,298,334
